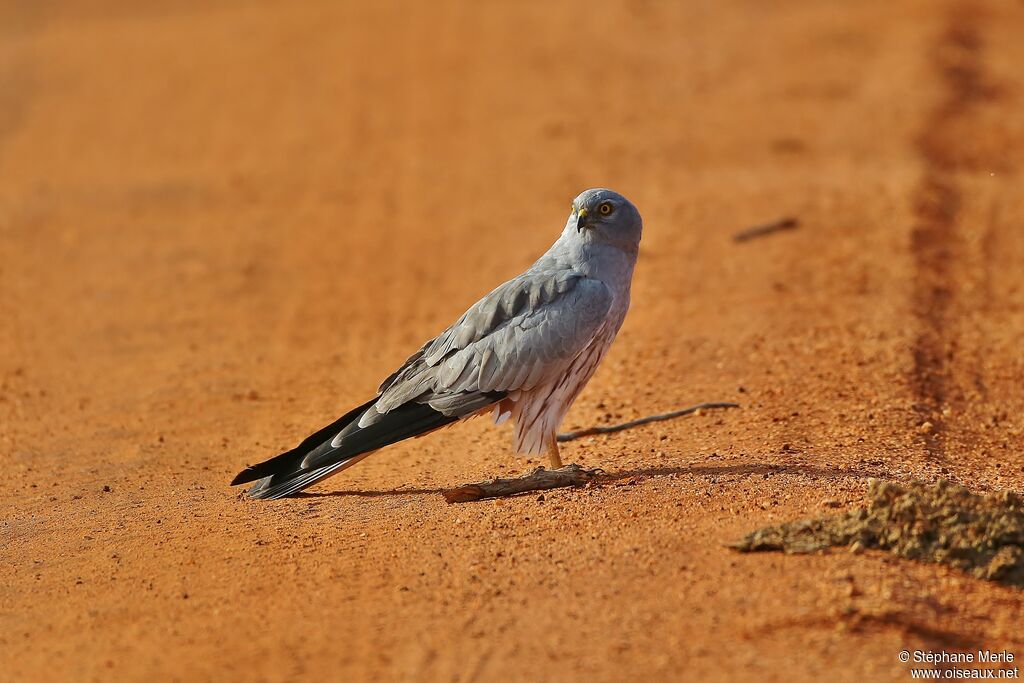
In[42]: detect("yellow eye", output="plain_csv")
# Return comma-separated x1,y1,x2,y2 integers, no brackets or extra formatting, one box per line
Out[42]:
598,202,613,215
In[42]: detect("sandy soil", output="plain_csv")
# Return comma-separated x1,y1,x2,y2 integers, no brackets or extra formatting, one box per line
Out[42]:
3,1,1024,681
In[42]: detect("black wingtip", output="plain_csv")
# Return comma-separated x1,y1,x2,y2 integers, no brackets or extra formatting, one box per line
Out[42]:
228,398,379,489
229,448,305,486
230,394,501,498
230,468,261,486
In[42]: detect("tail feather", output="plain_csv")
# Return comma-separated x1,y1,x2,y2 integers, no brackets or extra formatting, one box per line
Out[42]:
244,451,376,500
231,398,464,500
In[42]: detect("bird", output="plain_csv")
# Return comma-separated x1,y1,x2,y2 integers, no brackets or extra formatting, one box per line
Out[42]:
231,188,642,499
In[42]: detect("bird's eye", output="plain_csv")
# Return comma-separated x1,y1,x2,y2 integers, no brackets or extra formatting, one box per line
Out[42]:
598,202,614,216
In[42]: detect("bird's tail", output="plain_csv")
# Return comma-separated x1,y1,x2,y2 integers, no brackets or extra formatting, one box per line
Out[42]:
231,398,459,500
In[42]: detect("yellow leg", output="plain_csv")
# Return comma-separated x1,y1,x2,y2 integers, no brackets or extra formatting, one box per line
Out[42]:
547,439,563,469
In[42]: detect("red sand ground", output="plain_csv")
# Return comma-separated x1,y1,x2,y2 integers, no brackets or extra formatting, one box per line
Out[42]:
3,1,1024,681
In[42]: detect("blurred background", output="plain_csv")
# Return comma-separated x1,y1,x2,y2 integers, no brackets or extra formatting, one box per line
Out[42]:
2,1,1023,681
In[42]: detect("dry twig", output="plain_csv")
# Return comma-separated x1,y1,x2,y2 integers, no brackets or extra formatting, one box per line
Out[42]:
442,401,740,503
442,464,602,503
557,401,739,442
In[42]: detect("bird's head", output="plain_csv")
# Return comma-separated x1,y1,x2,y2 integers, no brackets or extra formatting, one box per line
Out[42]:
570,188,642,253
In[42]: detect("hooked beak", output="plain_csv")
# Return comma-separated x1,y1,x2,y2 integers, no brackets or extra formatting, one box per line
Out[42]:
575,208,589,232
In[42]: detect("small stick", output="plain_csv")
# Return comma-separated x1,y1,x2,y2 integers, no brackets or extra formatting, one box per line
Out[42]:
557,401,739,442
442,464,602,503
732,217,799,243
442,402,740,503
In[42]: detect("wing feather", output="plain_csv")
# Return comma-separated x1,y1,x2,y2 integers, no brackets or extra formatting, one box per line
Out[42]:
373,270,613,417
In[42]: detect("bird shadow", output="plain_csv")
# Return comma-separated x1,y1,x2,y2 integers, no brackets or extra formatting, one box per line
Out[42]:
593,461,891,486
292,461,890,500
294,487,443,499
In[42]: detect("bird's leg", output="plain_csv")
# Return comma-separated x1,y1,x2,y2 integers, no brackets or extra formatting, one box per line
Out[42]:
546,439,563,470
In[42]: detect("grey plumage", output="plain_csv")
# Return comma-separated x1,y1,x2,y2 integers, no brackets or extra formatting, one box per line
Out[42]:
231,188,642,499
365,273,611,413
